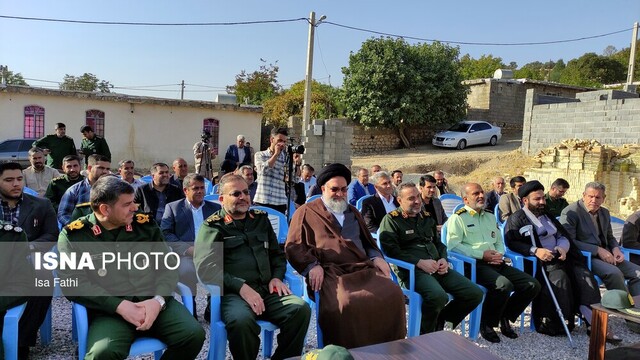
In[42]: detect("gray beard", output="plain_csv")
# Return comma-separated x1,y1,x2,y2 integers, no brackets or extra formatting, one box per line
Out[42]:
325,198,348,213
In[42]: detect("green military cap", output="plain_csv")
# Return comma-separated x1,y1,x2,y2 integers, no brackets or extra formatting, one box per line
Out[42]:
602,289,640,316
302,345,354,360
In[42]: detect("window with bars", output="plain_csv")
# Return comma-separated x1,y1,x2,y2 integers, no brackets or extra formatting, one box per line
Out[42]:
85,110,105,137
203,118,220,155
24,105,45,138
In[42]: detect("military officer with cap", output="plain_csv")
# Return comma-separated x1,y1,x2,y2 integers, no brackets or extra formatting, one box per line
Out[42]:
447,182,540,343
194,174,310,360
379,182,483,334
57,176,205,359
0,222,34,359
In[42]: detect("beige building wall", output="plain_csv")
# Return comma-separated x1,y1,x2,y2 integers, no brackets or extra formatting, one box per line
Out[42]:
0,86,262,171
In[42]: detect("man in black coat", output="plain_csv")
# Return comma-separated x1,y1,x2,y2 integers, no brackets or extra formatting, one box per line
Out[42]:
505,181,601,337
134,163,185,223
361,171,399,233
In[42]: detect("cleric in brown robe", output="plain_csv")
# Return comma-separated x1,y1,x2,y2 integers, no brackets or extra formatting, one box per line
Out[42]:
285,163,407,348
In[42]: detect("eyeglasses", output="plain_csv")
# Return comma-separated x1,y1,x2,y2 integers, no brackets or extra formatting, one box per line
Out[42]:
227,190,250,197
328,187,348,194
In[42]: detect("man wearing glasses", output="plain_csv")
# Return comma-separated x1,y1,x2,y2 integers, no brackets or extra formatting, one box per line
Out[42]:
194,174,310,360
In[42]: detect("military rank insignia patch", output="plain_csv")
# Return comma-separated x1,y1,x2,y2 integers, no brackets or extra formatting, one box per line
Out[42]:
390,210,399,217
67,220,84,231
136,214,150,224
455,208,467,215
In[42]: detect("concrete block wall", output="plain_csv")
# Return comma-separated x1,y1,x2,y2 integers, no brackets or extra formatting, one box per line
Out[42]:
522,89,640,156
292,117,353,170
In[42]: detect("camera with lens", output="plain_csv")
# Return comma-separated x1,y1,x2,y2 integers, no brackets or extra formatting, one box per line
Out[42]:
201,130,212,142
287,137,305,155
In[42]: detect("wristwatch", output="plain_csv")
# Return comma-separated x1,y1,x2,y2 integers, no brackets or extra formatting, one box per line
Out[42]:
529,246,537,256
152,295,166,311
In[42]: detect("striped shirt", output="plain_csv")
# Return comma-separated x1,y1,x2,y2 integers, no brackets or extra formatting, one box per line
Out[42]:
57,178,92,225
254,148,287,206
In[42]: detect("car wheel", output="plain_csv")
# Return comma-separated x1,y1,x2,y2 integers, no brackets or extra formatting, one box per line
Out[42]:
456,139,466,150
489,136,497,146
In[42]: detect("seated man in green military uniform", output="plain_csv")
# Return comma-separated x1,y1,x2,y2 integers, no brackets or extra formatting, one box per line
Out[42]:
194,174,310,360
0,223,35,359
57,176,205,359
379,182,483,334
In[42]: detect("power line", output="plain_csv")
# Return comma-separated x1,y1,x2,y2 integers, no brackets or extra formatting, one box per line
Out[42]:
323,21,633,46
0,15,307,26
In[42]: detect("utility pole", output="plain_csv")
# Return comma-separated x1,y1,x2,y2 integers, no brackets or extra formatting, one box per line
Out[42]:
625,22,639,92
302,12,326,129
180,80,185,100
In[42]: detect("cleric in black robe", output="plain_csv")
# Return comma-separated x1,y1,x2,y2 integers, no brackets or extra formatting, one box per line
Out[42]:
504,181,601,336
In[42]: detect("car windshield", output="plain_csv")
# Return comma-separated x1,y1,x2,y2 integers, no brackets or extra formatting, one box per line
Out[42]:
447,123,471,132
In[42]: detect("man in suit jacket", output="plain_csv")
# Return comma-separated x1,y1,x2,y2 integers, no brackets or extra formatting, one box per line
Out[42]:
224,134,252,168
362,171,399,233
498,176,526,222
560,181,640,296
348,168,375,206
419,175,448,230
134,162,184,223
0,162,58,356
161,173,220,317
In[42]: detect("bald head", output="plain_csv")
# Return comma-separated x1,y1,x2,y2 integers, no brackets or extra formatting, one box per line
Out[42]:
462,182,485,211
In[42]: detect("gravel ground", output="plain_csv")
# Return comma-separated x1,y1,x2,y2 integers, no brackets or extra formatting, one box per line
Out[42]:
26,286,640,360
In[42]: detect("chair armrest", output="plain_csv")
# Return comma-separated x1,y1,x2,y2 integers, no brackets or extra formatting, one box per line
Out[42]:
175,282,193,315
504,250,537,274
581,250,592,270
203,284,222,323
385,257,416,292
447,256,464,274
284,269,305,297
621,247,640,262
449,251,478,283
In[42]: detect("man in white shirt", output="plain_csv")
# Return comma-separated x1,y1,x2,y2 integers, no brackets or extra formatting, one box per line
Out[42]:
23,147,60,197
118,159,145,189
361,171,400,233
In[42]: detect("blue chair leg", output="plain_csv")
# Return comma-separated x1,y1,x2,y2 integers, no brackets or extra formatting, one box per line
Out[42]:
39,305,52,346
3,303,27,360
261,329,274,358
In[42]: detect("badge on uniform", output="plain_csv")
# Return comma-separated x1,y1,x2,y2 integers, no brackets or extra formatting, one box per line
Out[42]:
467,224,475,227
491,231,496,238
33,218,38,227
224,214,233,224
92,225,102,236
125,224,132,232
405,230,414,234
98,268,107,277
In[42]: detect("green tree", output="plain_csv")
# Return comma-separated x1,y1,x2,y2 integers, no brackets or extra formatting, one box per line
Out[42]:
610,41,640,81
60,73,112,92
342,37,467,147
458,54,506,79
1,66,28,85
226,60,281,105
262,80,344,127
559,53,626,87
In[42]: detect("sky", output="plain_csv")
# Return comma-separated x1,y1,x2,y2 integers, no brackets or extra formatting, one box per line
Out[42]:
2,0,640,102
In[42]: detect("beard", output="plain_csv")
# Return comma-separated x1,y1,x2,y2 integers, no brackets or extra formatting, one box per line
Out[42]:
325,197,348,213
527,204,545,217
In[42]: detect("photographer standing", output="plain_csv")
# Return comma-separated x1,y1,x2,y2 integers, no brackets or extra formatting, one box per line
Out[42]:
193,130,216,180
254,127,289,213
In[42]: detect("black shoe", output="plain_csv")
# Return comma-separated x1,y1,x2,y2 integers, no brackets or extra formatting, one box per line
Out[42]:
500,318,518,339
480,324,501,343
536,322,561,337
435,316,446,331
18,346,29,360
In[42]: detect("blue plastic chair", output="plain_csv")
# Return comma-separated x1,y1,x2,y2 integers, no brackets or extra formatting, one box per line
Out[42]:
210,183,219,196
355,194,373,212
306,195,321,203
23,187,38,196
250,206,288,244
204,179,214,195
453,203,464,214
139,175,152,183
439,194,464,217
204,194,220,202
3,302,27,360
73,283,193,360
494,203,504,227
203,271,304,360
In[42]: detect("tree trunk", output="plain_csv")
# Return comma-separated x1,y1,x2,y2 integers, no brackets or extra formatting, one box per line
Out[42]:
398,124,411,148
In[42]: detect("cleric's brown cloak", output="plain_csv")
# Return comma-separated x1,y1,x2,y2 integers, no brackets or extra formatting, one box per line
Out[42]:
285,199,406,348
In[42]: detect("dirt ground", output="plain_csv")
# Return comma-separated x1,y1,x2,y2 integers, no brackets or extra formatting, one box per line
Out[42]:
352,131,534,195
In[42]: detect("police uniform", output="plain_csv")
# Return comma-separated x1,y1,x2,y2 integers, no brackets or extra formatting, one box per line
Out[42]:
32,134,77,169
194,208,310,360
379,207,483,334
45,174,85,212
447,206,541,328
0,223,35,358
80,136,111,165
57,213,205,360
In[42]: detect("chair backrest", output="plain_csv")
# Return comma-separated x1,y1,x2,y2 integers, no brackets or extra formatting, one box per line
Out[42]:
139,175,152,183
439,194,463,217
306,194,321,203
355,194,373,212
251,206,288,244
204,178,214,195
203,194,221,207
611,216,625,243
494,203,504,226
452,203,464,213
23,186,38,196
210,183,219,196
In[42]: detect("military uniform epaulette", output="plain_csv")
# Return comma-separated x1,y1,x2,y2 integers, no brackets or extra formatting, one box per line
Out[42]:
455,208,467,215
75,202,91,208
422,210,431,217
250,209,266,216
205,214,223,224
134,213,152,225
66,219,88,231
52,175,66,181
389,210,400,217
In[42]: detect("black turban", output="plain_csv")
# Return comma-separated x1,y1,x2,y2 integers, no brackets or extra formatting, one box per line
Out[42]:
518,180,545,199
316,163,352,187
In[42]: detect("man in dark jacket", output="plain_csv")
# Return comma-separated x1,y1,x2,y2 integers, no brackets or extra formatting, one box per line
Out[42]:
134,163,184,223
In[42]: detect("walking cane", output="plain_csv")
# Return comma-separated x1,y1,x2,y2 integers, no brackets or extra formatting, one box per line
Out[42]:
519,225,576,348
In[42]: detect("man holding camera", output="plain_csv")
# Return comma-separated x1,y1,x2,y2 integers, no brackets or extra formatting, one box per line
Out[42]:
193,130,216,179
254,127,290,214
